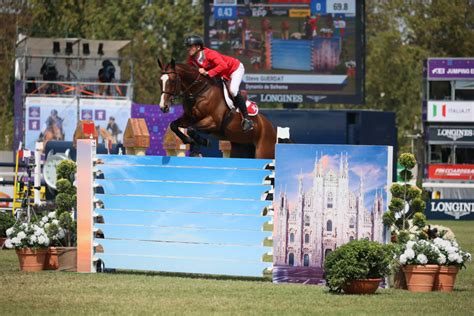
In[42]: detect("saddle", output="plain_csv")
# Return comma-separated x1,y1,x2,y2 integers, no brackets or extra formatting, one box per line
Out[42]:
221,80,258,117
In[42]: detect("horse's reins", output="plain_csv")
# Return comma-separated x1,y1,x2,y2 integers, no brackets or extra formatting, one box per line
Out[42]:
161,70,209,101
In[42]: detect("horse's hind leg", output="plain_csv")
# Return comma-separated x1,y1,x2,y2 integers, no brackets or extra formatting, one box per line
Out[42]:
170,120,194,144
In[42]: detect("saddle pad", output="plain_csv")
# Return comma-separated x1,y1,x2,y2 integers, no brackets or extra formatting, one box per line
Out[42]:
222,82,258,116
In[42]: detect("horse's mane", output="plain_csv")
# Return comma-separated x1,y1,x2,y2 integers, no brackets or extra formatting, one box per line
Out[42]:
175,63,220,86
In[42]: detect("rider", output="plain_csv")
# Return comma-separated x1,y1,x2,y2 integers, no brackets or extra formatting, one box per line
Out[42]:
184,35,254,132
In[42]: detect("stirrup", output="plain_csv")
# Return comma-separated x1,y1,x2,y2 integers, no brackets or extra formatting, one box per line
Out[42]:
241,118,254,132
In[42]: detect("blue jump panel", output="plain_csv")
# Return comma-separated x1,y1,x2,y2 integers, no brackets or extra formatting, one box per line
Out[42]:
96,224,270,246
96,165,272,185
97,209,269,231
97,155,272,170
96,239,270,277
92,155,273,277
96,195,271,215
96,179,271,200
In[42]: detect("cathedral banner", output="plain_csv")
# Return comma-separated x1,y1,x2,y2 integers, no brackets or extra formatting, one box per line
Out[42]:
272,144,393,285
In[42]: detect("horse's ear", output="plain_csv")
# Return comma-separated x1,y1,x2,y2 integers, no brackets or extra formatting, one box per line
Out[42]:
157,58,163,69
170,58,175,69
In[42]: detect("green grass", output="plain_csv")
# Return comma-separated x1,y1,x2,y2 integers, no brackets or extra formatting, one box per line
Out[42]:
1,220,473,315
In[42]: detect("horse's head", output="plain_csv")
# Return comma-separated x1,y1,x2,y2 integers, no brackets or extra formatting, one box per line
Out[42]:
158,58,180,113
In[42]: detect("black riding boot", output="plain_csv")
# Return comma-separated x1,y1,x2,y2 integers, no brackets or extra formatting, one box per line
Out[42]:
234,93,254,132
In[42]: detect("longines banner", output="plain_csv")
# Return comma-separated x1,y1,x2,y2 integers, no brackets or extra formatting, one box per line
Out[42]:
427,101,474,122
428,164,474,180
426,199,474,220
428,127,474,142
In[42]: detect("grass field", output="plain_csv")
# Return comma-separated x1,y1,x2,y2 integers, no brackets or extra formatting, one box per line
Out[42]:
1,220,473,315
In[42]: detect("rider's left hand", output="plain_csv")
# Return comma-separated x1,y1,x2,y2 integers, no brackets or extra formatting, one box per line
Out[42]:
199,68,208,76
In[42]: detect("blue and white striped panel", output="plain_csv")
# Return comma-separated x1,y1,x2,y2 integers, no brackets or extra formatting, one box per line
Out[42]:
96,239,271,277
271,39,313,71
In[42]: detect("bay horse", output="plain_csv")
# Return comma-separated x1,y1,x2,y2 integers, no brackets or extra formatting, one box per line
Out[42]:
158,59,276,159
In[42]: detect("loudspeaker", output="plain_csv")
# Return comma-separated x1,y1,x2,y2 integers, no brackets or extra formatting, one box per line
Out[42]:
82,43,90,55
97,43,104,56
53,42,60,54
65,42,73,55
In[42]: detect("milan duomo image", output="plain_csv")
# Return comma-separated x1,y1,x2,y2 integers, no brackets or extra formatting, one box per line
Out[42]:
273,145,392,284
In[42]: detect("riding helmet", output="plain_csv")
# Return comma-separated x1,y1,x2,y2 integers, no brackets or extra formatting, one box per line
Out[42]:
184,35,204,48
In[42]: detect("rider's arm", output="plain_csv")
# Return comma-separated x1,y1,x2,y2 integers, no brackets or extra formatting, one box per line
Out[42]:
205,49,227,78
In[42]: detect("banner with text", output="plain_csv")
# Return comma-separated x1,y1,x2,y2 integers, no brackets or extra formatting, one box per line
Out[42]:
428,164,474,180
425,199,474,220
427,101,474,122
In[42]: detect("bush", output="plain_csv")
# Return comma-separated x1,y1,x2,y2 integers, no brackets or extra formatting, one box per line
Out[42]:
324,240,393,293
0,211,16,238
56,160,76,182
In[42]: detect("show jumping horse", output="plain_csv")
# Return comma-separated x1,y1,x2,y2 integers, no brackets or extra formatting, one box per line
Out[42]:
158,59,276,159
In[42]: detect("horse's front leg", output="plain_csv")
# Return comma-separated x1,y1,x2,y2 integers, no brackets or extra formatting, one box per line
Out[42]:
187,127,210,147
170,119,195,144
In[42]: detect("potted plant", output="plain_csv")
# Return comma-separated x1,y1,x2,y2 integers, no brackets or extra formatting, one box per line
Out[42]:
54,160,77,272
432,237,472,292
324,239,393,294
398,240,441,292
4,221,50,271
383,153,427,288
0,211,16,248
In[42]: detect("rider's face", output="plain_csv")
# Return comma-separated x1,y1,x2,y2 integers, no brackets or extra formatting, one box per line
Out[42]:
187,45,200,57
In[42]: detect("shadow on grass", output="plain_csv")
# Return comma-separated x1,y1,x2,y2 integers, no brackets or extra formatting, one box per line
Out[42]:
103,268,273,283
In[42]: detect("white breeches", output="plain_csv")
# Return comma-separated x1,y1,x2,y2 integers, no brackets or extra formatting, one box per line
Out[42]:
229,63,245,97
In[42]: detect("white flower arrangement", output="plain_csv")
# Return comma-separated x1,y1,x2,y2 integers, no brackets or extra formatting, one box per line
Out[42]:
399,239,441,266
5,222,50,249
433,237,472,268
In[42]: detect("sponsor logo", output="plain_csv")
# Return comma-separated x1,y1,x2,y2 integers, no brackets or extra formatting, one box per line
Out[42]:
430,201,474,219
289,9,310,17
433,167,474,177
436,128,473,141
260,94,303,103
431,68,445,74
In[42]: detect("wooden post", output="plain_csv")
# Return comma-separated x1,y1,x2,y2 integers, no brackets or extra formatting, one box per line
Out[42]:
73,120,99,148
219,141,232,158
162,127,189,157
123,118,150,155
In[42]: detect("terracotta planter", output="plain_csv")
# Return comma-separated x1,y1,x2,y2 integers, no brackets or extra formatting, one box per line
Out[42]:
433,265,459,292
44,247,60,270
16,248,48,272
403,264,440,292
343,278,382,294
57,247,77,272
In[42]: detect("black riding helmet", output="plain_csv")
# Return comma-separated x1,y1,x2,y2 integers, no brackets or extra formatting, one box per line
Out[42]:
184,35,204,48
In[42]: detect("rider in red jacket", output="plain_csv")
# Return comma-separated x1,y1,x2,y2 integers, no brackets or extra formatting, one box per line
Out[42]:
185,35,254,132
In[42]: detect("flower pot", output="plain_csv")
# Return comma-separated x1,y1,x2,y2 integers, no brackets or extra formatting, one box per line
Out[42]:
16,248,48,272
343,279,382,294
403,264,439,292
433,265,459,292
57,247,77,272
44,247,60,270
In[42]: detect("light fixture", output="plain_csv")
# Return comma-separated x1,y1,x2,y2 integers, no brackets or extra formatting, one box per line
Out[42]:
53,41,60,54
83,43,90,55
65,42,73,55
97,43,104,56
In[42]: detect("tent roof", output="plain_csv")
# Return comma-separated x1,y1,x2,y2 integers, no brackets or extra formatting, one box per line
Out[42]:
16,36,131,58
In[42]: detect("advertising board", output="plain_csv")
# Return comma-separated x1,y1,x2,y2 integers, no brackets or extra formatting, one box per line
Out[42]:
205,0,365,104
